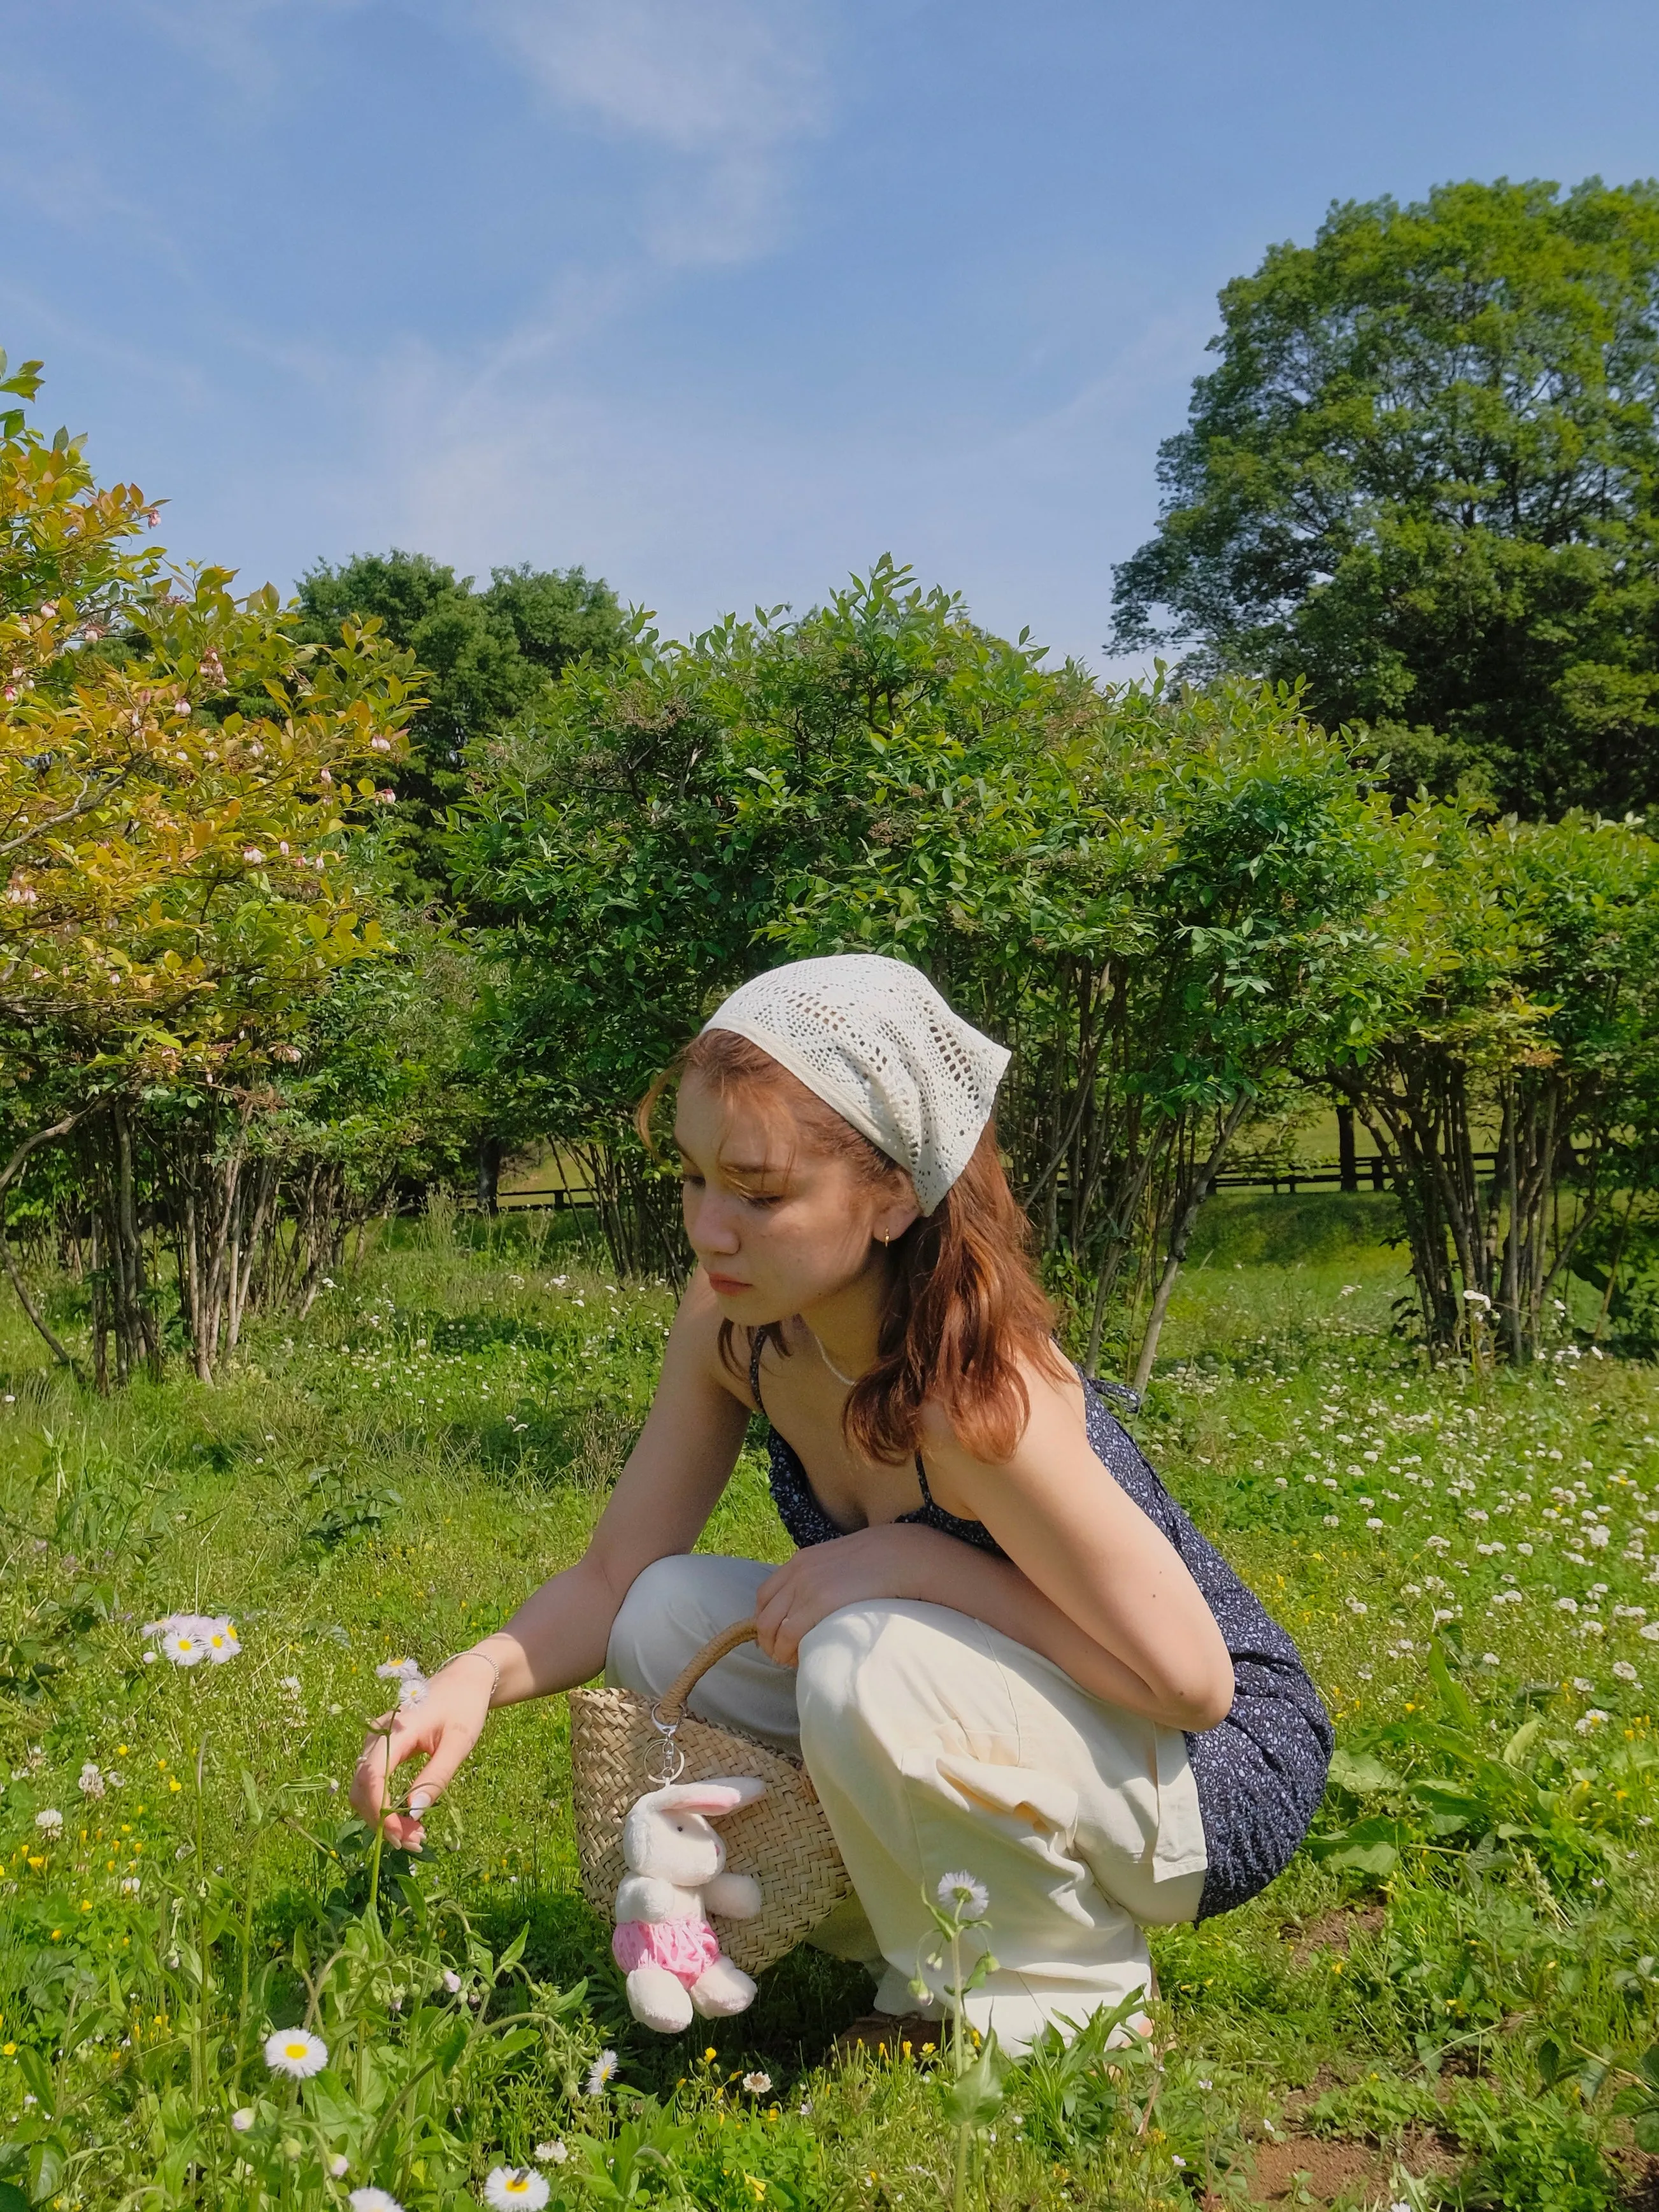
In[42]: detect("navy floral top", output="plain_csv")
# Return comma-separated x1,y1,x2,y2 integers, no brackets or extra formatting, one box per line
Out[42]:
748,1334,1331,1919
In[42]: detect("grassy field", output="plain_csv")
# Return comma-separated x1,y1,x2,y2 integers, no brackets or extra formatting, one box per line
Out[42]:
4,1194,1659,2209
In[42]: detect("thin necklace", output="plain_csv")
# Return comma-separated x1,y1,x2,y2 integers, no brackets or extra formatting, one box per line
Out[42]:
808,1325,860,1389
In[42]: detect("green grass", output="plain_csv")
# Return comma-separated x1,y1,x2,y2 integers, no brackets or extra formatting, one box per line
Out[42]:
4,1205,1659,2208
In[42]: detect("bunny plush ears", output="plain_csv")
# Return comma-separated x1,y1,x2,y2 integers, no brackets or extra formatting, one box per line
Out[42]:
650,1777,767,1817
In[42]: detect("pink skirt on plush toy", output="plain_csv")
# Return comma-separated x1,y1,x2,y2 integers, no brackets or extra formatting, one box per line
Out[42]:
612,1915,723,1988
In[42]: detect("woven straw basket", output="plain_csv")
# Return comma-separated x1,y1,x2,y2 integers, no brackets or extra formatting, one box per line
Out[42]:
568,1618,851,1976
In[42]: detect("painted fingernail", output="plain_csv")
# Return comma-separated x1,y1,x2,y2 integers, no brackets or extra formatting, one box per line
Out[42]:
408,1792,431,1814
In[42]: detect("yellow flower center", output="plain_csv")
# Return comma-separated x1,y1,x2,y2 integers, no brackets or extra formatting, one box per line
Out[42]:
284,2041,309,2059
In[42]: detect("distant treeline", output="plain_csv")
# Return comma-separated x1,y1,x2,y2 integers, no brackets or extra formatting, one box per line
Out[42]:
7,172,1659,1387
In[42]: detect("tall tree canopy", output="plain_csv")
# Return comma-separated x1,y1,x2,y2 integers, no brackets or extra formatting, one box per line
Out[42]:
1109,178,1659,819
295,549,625,850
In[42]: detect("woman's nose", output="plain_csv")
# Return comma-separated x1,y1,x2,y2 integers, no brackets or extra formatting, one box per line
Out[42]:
686,1193,741,1256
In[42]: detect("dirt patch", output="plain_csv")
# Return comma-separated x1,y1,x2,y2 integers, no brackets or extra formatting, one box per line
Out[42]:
1279,1906,1387,1971
1245,2128,1456,2207
1248,2138,1391,2204
1278,2068,1339,2120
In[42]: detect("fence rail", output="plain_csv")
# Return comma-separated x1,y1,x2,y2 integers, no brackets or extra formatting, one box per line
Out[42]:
483,1152,1528,1211
493,1184,599,1212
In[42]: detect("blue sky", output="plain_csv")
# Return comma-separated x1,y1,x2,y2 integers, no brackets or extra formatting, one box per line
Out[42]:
6,0,1659,670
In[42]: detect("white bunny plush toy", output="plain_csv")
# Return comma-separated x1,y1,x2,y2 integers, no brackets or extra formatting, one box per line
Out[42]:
609,1776,768,2033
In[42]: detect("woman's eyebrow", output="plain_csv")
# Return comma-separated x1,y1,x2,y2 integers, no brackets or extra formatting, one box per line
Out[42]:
672,1133,782,1182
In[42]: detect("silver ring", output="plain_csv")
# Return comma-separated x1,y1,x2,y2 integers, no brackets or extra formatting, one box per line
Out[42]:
648,1740,687,1785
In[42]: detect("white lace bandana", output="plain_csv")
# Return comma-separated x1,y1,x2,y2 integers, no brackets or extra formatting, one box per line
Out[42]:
702,954,1011,1214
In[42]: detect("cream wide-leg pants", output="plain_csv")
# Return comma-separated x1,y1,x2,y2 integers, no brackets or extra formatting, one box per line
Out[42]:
604,1554,1209,2054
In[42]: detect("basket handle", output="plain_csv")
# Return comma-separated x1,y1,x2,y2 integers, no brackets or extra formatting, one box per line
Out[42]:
656,1617,758,1729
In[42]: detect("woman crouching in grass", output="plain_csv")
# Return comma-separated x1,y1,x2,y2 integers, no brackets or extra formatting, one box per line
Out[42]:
350,955,1330,2054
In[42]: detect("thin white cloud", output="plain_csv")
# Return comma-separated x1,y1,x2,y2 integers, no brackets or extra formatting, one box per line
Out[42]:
131,0,368,99
481,0,832,264
249,294,1199,672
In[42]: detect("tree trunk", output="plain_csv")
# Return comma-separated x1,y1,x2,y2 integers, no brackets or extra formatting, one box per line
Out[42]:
474,1135,504,1217
1336,1105,1358,1193
1131,1098,1251,1393
0,1104,99,1377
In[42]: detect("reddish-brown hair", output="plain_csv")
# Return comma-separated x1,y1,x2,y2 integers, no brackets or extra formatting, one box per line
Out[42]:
639,1027,1065,1464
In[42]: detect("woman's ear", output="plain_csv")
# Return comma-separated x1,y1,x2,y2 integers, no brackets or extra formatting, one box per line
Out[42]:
874,1195,922,1247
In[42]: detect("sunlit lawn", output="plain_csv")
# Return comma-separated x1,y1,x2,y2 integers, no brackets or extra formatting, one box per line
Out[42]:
4,1195,1659,2208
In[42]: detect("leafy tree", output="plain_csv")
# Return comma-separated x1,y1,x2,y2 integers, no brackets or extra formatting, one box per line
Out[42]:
1110,178,1659,818
1330,807,1659,1358
294,549,624,856
457,561,1424,1378
0,350,419,1386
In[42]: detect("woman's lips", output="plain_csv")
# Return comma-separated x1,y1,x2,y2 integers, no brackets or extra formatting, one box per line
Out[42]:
706,1273,751,1295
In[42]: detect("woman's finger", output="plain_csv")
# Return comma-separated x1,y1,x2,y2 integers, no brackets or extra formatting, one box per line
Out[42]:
349,1712,420,1817
753,1575,796,1661
753,1559,796,1616
402,1721,482,1815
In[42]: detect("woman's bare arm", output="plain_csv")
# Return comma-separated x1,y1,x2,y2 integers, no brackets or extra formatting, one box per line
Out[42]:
349,1275,750,1844
485,1277,750,1701
752,1364,1235,1731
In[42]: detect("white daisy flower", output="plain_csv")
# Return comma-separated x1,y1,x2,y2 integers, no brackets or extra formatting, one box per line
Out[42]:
585,2048,618,2095
397,1675,429,1710
376,1658,424,1684
742,2071,773,2094
34,1808,62,1836
533,2141,567,2163
1576,1709,1611,1734
1614,1661,1640,1682
483,2169,550,2209
202,1619,241,1663
348,2191,405,2212
936,1870,990,1922
263,2027,328,2078
162,1624,208,1668
231,2108,255,2133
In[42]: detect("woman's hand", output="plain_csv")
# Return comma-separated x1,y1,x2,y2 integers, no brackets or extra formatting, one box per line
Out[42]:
347,1654,495,1850
754,1524,945,1666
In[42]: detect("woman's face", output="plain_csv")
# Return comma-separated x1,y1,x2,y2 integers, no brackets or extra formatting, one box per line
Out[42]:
674,1068,917,1324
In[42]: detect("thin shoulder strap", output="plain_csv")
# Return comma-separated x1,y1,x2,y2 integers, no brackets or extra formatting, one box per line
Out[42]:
748,1328,766,1415
913,1449,932,1505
